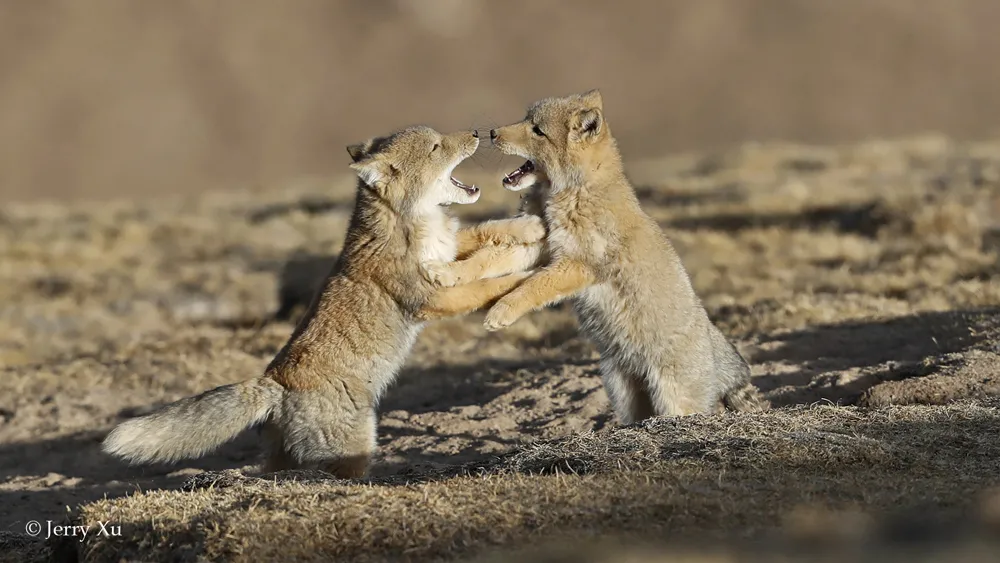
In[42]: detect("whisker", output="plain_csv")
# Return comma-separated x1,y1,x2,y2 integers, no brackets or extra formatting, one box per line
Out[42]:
469,151,503,173
467,117,508,173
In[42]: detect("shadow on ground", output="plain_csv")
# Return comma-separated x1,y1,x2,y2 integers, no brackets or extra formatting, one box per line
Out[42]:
633,182,745,208
0,429,263,537
668,201,894,237
271,253,338,322
749,307,1000,407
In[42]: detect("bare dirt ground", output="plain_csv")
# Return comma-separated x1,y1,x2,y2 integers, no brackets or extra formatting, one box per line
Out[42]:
1,136,1000,561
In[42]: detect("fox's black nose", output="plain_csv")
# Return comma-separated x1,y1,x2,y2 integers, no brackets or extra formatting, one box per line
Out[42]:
489,129,497,140
472,130,479,138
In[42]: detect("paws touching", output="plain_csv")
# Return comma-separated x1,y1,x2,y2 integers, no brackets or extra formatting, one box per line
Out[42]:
483,216,547,246
422,261,460,287
483,301,519,332
517,216,547,244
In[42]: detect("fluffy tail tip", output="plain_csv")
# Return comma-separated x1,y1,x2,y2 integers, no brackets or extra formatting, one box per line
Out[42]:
101,418,186,465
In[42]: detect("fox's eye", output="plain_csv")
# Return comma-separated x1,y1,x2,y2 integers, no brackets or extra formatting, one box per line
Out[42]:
431,143,441,153
532,125,545,137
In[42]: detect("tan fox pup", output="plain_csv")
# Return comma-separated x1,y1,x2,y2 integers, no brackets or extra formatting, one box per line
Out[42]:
102,126,543,478
486,90,767,421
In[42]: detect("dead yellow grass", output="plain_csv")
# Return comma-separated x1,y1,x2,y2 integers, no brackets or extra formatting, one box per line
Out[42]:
68,401,1000,562
1,135,999,561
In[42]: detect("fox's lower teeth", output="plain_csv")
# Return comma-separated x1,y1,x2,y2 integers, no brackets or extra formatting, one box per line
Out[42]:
451,176,476,191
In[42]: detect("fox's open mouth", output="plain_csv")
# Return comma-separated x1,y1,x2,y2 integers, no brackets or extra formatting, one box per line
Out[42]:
503,160,535,187
451,176,479,196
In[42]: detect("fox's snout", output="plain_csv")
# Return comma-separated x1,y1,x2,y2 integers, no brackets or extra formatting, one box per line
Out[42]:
488,128,506,149
453,130,480,158
487,127,521,157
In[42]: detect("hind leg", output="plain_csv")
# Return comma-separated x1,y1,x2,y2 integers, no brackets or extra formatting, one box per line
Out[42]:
601,360,656,425
262,424,297,472
317,409,376,478
604,354,713,418
645,367,719,416
277,392,378,479
305,409,376,479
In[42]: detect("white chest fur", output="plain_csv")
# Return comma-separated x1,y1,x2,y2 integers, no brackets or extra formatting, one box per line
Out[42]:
417,212,459,264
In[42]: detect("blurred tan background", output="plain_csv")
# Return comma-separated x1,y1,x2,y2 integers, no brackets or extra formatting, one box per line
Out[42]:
2,0,1000,202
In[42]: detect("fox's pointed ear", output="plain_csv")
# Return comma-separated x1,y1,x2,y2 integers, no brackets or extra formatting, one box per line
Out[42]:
350,159,389,188
569,107,603,143
347,140,373,163
580,89,603,110
350,154,400,190
348,138,386,187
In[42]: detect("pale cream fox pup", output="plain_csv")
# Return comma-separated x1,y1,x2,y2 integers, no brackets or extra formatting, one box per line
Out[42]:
103,126,542,478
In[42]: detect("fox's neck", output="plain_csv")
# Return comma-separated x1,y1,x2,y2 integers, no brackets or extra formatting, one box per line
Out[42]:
404,204,457,264
339,184,398,264
551,141,626,196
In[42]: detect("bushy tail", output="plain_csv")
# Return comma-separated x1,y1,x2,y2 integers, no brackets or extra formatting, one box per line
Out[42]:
102,377,284,464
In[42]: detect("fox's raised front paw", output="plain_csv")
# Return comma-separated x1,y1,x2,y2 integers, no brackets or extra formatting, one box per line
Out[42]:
422,261,459,287
516,215,547,244
483,301,519,331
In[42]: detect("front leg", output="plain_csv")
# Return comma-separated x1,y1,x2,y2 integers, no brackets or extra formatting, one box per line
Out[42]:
415,271,532,321
456,215,546,258
423,242,546,287
483,258,595,331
